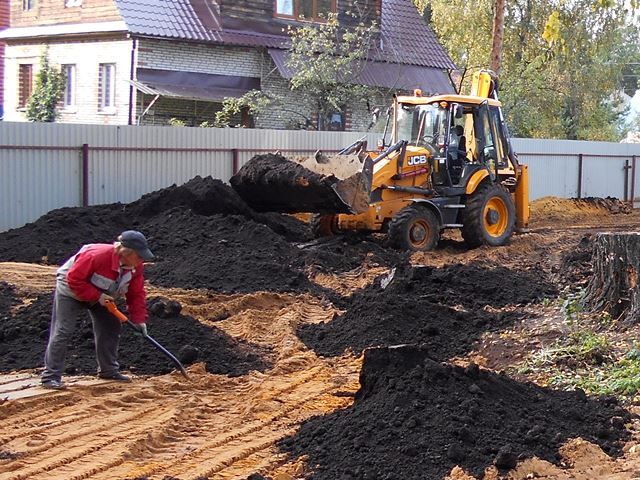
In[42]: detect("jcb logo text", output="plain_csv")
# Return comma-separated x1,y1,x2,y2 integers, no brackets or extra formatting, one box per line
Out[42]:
407,155,428,166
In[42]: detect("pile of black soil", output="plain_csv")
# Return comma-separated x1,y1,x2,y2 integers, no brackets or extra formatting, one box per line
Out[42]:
230,153,354,214
579,196,632,215
142,209,315,294
280,345,631,479
127,176,253,218
0,176,311,265
299,263,557,358
300,234,406,275
0,282,18,316
0,204,131,265
0,295,270,376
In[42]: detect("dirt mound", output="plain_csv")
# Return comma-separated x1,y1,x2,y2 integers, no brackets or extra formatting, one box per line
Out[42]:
0,282,18,316
299,234,406,275
231,153,363,214
128,176,253,218
0,294,271,376
299,263,557,358
142,209,315,293
0,176,310,266
531,197,630,226
280,345,630,479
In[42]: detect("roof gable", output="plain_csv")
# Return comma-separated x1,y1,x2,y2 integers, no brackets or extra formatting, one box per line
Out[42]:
114,0,454,69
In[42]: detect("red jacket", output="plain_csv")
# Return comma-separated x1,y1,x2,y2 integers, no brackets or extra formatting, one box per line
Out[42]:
56,244,147,324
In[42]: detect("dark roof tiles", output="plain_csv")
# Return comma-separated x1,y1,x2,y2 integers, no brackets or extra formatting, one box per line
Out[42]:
114,0,454,69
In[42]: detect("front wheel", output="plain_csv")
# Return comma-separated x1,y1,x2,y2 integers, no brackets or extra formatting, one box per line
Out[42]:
388,205,440,251
462,182,516,247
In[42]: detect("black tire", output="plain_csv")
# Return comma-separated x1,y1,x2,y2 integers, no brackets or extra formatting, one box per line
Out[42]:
462,182,516,248
388,204,440,251
310,214,338,238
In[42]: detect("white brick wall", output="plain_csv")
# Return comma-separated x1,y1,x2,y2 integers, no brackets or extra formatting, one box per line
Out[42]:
4,38,134,124
3,36,390,130
136,39,384,131
138,39,264,77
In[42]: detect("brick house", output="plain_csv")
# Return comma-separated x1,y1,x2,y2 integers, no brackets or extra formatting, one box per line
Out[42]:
0,0,455,129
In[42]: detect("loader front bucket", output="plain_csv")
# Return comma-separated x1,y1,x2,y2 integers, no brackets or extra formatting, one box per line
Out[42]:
229,152,374,214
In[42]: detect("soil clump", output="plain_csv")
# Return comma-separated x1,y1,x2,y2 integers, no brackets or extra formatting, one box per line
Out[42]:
0,176,311,266
0,295,270,376
530,197,630,226
0,281,18,316
299,263,557,358
230,153,362,214
281,345,631,479
0,176,402,295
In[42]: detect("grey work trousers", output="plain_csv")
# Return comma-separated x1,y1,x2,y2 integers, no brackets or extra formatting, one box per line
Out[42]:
42,289,122,382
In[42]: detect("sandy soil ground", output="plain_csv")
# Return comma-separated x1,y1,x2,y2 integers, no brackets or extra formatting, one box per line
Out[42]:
2,198,640,480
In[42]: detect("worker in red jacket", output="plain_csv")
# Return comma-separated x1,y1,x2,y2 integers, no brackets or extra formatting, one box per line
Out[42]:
41,230,154,390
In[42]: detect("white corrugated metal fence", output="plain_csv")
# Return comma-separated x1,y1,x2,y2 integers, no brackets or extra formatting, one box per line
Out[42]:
2,121,640,232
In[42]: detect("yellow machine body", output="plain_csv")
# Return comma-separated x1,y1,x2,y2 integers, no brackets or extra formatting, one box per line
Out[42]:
331,71,530,240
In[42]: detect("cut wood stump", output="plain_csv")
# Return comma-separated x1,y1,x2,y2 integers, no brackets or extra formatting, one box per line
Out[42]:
583,232,640,323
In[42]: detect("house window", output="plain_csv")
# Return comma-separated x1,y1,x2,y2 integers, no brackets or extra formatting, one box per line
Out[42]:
324,110,345,131
22,0,35,10
62,64,76,108
18,64,33,108
275,0,336,20
98,63,116,112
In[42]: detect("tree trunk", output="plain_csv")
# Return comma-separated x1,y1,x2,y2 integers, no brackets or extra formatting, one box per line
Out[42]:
583,233,640,323
490,0,505,77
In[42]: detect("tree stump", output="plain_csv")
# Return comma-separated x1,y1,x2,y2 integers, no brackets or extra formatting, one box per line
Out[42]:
583,232,640,323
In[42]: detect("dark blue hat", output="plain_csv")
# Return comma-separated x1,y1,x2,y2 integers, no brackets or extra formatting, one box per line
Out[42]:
120,230,154,261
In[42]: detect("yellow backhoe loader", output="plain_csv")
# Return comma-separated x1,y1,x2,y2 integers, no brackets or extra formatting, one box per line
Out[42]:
230,70,529,251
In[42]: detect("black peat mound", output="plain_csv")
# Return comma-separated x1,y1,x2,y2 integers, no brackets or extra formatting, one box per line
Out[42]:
298,263,558,358
230,153,349,214
280,345,631,479
142,209,315,294
0,176,311,265
0,295,270,376
580,196,632,215
0,282,18,316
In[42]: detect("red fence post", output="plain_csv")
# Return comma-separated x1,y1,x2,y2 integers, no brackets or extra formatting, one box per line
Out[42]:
624,159,631,203
577,153,583,199
632,155,637,208
82,143,89,207
232,148,239,175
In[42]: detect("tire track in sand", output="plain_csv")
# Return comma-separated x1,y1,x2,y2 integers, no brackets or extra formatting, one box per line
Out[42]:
0,401,177,480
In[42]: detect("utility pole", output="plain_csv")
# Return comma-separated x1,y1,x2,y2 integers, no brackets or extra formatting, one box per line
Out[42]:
490,0,505,77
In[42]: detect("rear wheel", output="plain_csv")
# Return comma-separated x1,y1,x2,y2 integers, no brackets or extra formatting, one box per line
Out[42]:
388,205,440,251
462,182,515,247
311,214,339,238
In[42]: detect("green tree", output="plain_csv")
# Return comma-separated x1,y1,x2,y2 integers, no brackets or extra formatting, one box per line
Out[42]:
285,12,379,130
26,51,65,123
416,0,640,141
216,13,380,130
214,90,271,128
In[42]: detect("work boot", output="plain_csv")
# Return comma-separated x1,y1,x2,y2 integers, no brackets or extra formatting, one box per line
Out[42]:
41,379,66,390
98,372,131,382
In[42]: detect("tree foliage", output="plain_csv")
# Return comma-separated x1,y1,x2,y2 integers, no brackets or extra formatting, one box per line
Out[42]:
216,13,379,130
285,12,379,129
214,90,271,128
26,51,65,123
417,0,640,140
